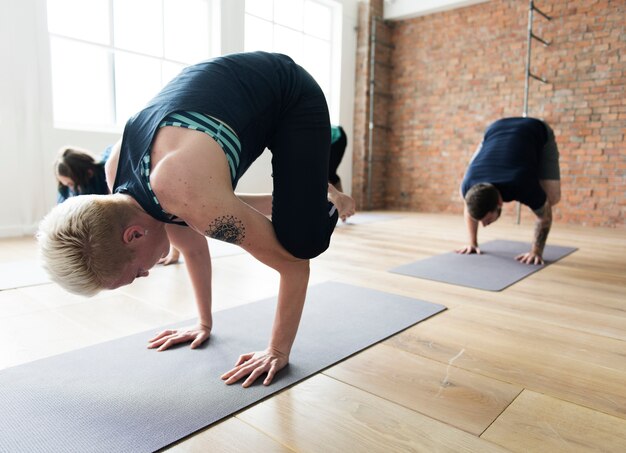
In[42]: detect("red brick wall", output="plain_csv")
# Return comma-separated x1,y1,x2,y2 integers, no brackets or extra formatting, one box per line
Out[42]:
368,0,625,227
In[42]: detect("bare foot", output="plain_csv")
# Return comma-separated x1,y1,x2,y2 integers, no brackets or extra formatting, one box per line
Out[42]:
158,246,181,265
328,184,356,222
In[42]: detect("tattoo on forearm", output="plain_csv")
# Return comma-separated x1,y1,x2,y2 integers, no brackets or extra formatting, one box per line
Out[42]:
534,223,550,253
533,213,552,254
532,201,552,254
205,215,246,244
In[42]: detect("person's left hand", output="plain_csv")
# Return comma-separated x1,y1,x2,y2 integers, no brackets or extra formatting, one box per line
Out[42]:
221,348,288,388
515,251,544,265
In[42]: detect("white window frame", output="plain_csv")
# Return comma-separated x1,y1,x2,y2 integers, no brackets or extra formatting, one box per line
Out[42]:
46,0,215,132
243,0,342,122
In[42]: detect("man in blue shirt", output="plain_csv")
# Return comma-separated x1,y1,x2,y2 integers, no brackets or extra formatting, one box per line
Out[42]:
458,117,561,265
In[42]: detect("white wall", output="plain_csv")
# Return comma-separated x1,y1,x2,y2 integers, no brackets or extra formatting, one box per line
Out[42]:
0,0,359,238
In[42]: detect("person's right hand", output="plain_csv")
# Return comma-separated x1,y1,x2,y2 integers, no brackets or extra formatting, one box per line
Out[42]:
220,347,289,388
456,245,481,255
147,323,211,351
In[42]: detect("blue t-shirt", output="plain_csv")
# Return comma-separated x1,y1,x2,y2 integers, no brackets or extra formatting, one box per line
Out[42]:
461,117,548,210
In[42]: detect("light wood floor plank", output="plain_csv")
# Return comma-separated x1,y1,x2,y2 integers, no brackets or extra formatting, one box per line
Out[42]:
0,236,39,262
386,306,626,420
164,417,293,453
238,374,509,453
0,305,102,368
324,343,522,435
482,390,626,452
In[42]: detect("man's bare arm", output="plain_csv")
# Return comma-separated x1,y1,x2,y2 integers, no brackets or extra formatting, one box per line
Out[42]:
516,200,552,265
456,203,481,254
532,201,553,255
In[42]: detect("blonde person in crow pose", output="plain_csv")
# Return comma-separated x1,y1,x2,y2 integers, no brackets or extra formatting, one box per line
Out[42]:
38,52,355,388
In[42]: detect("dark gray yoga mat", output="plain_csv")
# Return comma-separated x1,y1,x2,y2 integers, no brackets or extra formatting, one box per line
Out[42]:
0,282,445,453
390,240,577,291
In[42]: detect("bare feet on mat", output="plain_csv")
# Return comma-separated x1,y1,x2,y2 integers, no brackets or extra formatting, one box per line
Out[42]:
158,245,181,265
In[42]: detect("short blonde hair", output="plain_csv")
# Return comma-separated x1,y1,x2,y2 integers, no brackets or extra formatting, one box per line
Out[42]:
37,195,135,296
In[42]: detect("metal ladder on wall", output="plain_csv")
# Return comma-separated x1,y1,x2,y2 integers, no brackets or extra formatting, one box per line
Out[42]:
517,0,552,223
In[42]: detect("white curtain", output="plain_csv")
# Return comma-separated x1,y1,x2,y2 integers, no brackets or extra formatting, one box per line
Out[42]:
0,0,50,237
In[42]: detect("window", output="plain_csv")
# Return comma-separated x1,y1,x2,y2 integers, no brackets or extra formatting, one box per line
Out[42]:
47,0,214,130
244,0,339,118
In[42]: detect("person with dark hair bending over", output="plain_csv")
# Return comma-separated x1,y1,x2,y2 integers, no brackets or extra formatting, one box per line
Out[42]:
457,117,561,265
55,146,111,203
38,52,355,388
54,146,181,265
329,125,347,192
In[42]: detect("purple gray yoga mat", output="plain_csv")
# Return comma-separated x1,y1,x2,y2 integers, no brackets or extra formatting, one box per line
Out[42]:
0,281,445,453
390,240,577,291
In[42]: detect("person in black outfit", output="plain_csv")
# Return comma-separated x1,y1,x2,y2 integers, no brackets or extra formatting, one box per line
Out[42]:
55,146,111,203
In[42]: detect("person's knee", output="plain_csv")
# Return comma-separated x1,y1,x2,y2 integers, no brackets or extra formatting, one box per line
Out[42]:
274,209,337,259
276,229,331,259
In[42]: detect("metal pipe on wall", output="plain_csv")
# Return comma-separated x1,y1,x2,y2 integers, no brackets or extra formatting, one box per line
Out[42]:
366,16,379,211
519,0,551,223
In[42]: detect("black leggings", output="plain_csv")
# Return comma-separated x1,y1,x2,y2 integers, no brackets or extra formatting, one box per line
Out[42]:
268,69,339,260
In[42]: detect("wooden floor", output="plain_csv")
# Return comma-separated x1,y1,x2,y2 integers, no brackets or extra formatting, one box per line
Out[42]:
1,212,625,452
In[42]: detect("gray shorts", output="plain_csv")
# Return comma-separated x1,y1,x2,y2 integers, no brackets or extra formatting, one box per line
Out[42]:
539,122,560,180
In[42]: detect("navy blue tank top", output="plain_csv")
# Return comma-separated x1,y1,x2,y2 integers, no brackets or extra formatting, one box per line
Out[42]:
113,52,309,224
461,117,549,210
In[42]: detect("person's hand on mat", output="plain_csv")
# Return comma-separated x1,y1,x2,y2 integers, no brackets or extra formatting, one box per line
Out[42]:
220,348,288,388
147,324,211,351
456,244,481,255
158,245,181,266
515,251,544,265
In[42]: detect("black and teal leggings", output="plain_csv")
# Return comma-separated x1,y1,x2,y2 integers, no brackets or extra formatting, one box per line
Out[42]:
267,67,339,260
